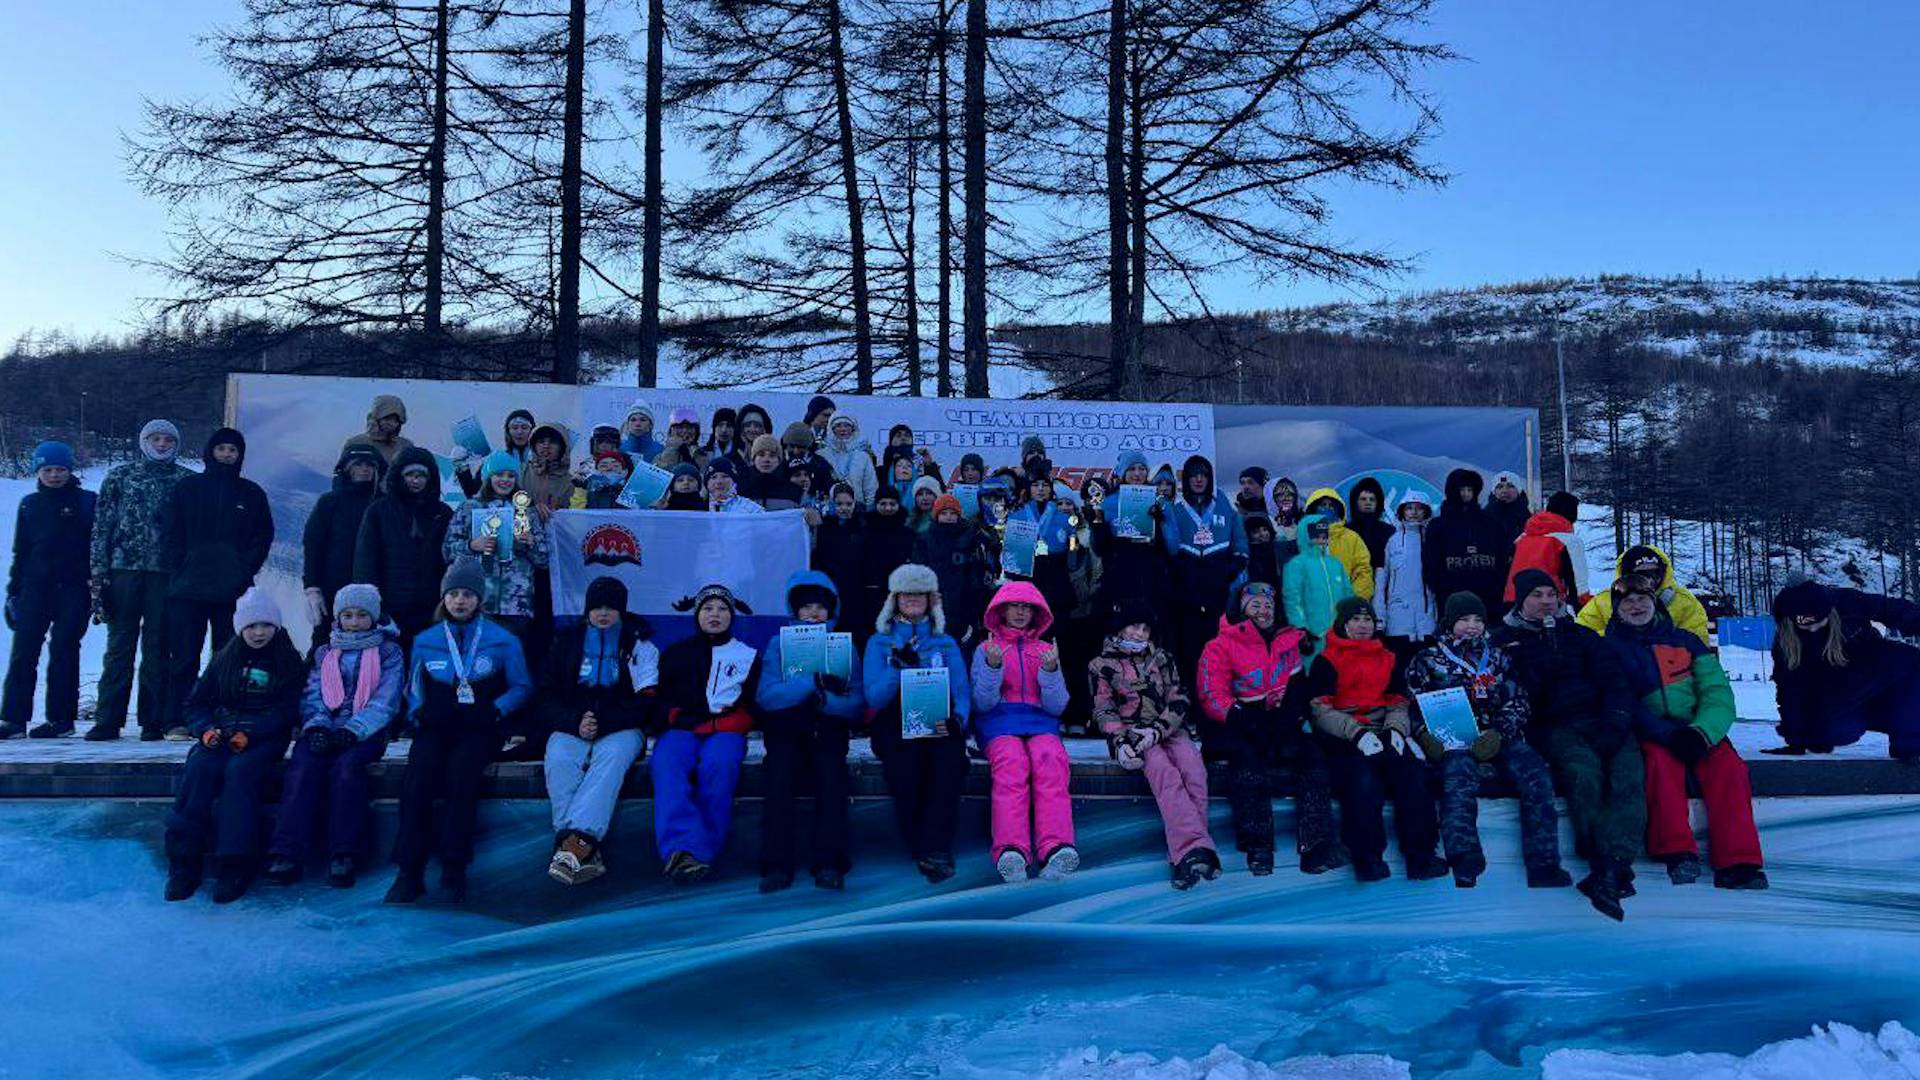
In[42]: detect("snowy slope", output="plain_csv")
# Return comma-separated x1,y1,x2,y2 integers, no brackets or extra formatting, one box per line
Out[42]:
1265,275,1920,369
591,335,1060,399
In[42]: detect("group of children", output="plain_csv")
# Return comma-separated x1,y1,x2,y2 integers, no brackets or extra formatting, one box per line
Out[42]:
9,391,1920,916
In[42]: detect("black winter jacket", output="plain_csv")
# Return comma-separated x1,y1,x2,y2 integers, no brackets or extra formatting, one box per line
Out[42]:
1774,588,1920,743
914,520,994,641
1423,490,1511,616
535,620,657,740
166,431,274,603
303,448,384,599
8,481,95,597
1494,610,1635,753
352,447,453,623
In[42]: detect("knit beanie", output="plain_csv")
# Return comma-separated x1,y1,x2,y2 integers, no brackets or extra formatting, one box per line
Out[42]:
585,576,629,614
1114,449,1148,477
341,444,385,476
332,583,383,623
1621,545,1665,578
874,483,902,506
671,461,702,483
677,582,752,616
481,450,521,483
1511,568,1558,604
785,457,813,478
594,449,633,473
1442,591,1486,633
31,441,73,472
958,452,986,475
1333,596,1377,636
1051,481,1081,508
932,493,964,518
626,401,657,426
1109,596,1156,635
1238,580,1277,614
707,455,738,478
911,475,946,502
1019,435,1047,463
1546,490,1580,521
750,434,782,459
231,586,282,634
139,419,181,462
441,557,487,599
805,395,836,425
780,422,817,451
1240,465,1269,485
1772,573,1832,622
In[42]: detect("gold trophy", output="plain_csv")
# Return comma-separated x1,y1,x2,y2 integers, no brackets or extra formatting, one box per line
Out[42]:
509,490,535,558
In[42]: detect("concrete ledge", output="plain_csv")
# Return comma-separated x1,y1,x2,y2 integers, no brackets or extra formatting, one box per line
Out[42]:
2,744,1916,799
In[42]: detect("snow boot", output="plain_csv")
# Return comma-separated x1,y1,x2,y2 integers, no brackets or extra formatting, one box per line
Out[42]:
1246,848,1276,876
813,867,846,891
0,722,25,739
1298,844,1342,875
1406,853,1451,881
1578,868,1625,922
1353,858,1391,883
327,856,357,888
759,868,796,894
84,724,122,742
917,852,956,884
1618,864,1637,897
1526,864,1574,889
1714,864,1770,890
26,720,73,739
138,727,164,742
164,856,201,902
164,726,192,742
1171,853,1204,891
1452,851,1488,889
1663,854,1704,886
211,858,251,904
1194,848,1223,881
263,856,301,885
384,868,426,905
1038,845,1080,882
996,848,1030,884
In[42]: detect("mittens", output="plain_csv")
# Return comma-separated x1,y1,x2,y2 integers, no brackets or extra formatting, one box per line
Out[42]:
1469,728,1502,762
1356,731,1385,756
890,644,922,670
1415,729,1447,762
1387,730,1409,755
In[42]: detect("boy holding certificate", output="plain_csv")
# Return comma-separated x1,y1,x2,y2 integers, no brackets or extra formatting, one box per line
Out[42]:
755,571,864,893
1404,592,1569,891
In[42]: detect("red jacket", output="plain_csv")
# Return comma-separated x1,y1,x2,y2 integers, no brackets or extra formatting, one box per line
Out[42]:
1503,511,1589,605
1197,614,1308,722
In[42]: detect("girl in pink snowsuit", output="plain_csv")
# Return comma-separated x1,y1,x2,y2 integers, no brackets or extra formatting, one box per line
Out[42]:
970,581,1077,882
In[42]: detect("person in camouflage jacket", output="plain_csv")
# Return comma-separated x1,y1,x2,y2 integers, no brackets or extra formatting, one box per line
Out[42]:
89,420,190,740
443,452,550,631
1404,591,1568,890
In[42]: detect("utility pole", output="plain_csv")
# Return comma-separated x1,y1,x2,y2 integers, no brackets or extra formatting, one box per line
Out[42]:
1556,331,1572,490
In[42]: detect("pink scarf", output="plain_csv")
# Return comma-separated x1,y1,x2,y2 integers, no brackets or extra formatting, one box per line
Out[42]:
320,646,383,715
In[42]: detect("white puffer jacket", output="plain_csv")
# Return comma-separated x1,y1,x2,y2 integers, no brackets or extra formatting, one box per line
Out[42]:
1380,491,1436,639
822,417,879,507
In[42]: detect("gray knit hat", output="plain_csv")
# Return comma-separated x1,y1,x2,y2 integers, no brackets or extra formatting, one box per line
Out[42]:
333,583,383,623
231,586,282,634
441,557,487,599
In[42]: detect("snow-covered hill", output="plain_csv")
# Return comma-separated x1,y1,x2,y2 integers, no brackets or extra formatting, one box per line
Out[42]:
1265,275,1920,368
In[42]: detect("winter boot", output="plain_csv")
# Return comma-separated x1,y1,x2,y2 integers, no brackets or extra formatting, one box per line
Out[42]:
1714,864,1770,890
27,720,73,739
1194,848,1223,881
164,856,201,902
1038,845,1080,882
328,856,357,889
1353,858,1391,883
1577,867,1625,922
1406,853,1451,881
759,868,796,894
1452,851,1488,889
996,848,1030,884
917,852,956,884
384,868,426,905
263,856,301,885
1617,864,1637,897
813,867,846,891
84,724,122,742
439,863,469,904
138,727,164,742
1663,853,1704,886
211,858,251,904
1526,863,1574,888
164,726,192,742
1171,853,1203,891
0,722,25,739
1298,844,1342,875
1246,848,1276,877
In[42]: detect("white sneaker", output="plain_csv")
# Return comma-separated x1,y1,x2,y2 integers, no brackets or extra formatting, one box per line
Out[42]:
996,849,1029,884
573,851,607,885
1039,845,1080,881
548,849,581,885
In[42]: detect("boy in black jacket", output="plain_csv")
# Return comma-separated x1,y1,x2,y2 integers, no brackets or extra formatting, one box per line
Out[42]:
2,442,95,739
538,577,659,885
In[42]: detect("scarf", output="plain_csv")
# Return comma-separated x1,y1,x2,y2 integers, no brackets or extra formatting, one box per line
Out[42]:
320,639,385,714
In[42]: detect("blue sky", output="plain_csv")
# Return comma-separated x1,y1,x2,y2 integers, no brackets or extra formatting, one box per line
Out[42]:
2,0,1916,343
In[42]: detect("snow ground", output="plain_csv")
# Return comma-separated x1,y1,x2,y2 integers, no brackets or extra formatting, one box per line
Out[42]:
1,797,1916,1077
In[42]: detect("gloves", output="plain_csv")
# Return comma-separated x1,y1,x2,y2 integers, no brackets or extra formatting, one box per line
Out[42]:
305,728,334,756
889,644,922,670
1469,728,1503,762
1115,740,1144,769
1129,726,1162,755
1415,729,1447,762
1667,725,1712,765
1387,730,1409,755
200,728,224,749
1147,502,1165,521
304,587,328,628
226,730,252,753
2,596,15,632
815,673,851,696
449,445,473,464
1355,731,1385,756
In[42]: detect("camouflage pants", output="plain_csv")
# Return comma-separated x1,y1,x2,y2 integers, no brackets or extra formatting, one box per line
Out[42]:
1204,710,1337,856
1440,740,1561,872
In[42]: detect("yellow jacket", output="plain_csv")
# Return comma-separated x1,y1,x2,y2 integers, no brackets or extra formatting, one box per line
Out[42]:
1303,488,1375,600
1575,543,1710,645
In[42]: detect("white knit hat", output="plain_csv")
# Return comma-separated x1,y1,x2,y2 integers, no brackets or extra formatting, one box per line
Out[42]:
231,586,283,634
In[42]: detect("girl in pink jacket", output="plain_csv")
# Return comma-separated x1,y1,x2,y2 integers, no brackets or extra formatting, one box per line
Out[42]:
970,581,1076,882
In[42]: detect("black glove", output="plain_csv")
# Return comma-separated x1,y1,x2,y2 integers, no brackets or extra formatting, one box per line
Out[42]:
305,728,334,756
815,673,851,696
889,644,922,670
1667,725,1712,765
1147,502,1165,521
2,596,15,632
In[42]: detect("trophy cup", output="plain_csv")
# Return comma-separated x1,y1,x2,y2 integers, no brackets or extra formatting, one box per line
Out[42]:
509,490,535,560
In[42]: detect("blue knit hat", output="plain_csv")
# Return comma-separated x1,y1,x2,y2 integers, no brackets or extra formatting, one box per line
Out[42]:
481,450,521,482
30,441,74,472
1114,449,1148,476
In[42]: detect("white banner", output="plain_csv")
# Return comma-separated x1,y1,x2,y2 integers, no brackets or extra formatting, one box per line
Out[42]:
547,508,811,647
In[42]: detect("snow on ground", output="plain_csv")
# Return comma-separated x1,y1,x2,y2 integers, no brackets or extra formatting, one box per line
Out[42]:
3,796,1917,1077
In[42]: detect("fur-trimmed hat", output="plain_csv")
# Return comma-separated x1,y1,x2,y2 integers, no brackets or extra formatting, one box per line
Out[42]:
877,562,944,635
